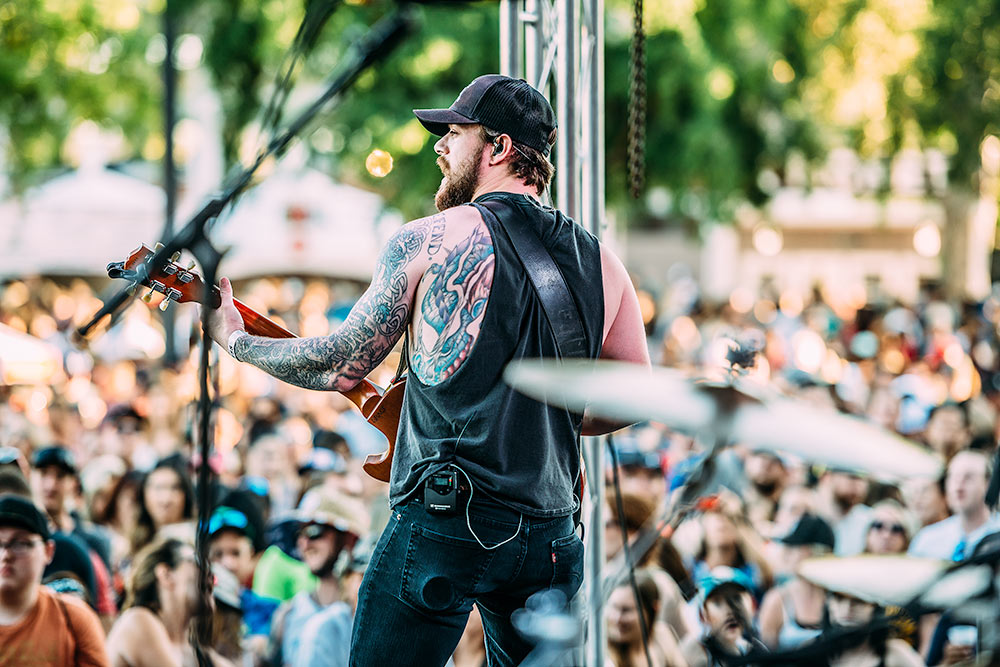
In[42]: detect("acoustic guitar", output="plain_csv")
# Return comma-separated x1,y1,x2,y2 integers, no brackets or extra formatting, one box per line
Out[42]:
107,244,404,482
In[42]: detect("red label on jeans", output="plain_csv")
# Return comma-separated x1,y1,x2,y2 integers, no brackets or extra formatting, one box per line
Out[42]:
552,552,557,563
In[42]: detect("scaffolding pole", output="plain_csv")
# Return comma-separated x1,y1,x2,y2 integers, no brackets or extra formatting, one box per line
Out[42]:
500,2,606,663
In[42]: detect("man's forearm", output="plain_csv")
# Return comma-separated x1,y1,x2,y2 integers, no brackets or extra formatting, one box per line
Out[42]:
227,223,426,391
232,329,378,392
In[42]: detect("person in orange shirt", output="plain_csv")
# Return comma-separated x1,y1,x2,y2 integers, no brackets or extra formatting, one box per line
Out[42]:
0,494,110,666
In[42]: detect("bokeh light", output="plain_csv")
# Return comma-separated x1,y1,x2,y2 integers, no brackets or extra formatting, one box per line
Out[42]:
366,149,394,177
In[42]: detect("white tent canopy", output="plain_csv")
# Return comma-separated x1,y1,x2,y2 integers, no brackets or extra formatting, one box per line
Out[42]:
211,160,403,282
0,164,166,279
0,323,65,385
0,158,401,282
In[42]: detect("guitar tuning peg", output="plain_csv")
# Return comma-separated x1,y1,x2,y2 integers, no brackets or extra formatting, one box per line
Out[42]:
154,242,165,252
158,299,171,311
126,284,138,296
170,252,181,263
186,261,196,270
142,289,155,303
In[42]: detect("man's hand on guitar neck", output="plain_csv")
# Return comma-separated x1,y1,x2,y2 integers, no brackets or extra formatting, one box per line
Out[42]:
205,277,246,351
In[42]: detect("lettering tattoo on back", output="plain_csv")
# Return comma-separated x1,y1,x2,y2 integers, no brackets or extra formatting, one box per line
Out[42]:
233,223,429,391
427,213,446,258
411,225,495,384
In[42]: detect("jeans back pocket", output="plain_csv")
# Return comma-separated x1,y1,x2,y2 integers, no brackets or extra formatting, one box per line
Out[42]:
401,523,496,614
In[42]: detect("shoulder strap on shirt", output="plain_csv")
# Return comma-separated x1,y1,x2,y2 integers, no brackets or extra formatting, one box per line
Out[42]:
472,199,588,359
54,593,79,662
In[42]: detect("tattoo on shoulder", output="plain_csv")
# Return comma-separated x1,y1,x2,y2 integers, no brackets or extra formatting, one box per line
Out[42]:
234,223,428,391
411,225,494,384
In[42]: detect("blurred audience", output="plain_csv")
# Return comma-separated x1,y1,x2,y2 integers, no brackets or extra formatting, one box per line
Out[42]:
4,273,1000,664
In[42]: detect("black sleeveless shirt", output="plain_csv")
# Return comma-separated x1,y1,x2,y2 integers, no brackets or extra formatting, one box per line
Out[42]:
388,191,605,517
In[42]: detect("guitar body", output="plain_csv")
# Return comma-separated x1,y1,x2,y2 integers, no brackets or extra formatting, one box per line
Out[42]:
361,378,407,482
107,244,406,483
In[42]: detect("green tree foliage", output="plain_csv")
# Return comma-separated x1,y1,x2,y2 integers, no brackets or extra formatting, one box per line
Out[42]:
889,0,1000,189
604,0,824,226
0,0,160,190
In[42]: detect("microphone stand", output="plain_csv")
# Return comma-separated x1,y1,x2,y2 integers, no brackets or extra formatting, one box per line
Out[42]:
75,8,417,665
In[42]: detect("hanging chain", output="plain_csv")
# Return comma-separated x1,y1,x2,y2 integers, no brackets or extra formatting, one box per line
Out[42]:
626,0,646,199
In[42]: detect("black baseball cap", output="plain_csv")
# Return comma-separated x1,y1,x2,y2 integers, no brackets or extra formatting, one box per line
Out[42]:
775,513,835,550
413,74,557,157
32,446,76,475
0,495,52,539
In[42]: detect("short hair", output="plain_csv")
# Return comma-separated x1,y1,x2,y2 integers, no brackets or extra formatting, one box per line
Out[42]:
950,448,994,481
479,126,555,194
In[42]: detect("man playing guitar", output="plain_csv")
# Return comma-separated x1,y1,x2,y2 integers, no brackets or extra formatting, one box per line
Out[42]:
207,74,649,666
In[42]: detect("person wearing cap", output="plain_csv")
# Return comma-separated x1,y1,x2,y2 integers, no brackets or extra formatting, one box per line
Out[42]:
31,445,118,625
0,494,110,666
758,513,835,650
206,72,648,666
269,488,368,667
206,491,280,656
680,566,767,667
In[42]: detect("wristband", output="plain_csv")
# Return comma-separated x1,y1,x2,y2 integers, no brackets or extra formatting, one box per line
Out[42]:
227,330,248,359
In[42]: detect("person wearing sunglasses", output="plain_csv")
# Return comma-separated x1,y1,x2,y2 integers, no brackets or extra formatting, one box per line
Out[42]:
864,500,916,556
759,513,835,651
268,488,368,667
0,494,109,666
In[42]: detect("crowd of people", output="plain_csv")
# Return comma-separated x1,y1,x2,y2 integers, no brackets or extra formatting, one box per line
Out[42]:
2,270,999,666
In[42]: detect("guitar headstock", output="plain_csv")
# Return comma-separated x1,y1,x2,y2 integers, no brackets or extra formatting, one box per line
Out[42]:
107,244,220,309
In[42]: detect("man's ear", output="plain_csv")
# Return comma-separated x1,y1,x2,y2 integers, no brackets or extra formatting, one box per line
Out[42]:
488,135,514,164
44,539,56,566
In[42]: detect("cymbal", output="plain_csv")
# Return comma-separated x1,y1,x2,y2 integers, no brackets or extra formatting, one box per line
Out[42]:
504,359,942,481
732,400,943,480
503,359,719,434
798,555,950,606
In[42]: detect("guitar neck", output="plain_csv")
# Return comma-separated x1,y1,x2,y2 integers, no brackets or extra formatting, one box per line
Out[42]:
231,298,383,408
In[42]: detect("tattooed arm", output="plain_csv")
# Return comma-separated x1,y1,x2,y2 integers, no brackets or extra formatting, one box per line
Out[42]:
206,220,432,392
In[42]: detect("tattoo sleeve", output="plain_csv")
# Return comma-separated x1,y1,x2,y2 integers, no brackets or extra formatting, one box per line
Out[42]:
232,223,428,391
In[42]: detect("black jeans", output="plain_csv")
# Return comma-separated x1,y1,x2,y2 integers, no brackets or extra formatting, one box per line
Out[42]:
349,496,584,667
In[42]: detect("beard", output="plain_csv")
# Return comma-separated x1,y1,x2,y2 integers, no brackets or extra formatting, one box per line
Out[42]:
435,151,481,211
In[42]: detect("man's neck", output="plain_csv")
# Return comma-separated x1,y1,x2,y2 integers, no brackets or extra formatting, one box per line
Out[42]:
0,584,39,626
314,575,341,607
959,506,991,535
472,172,538,202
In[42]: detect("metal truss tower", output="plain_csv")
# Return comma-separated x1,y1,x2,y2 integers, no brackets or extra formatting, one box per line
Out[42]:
499,2,607,664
